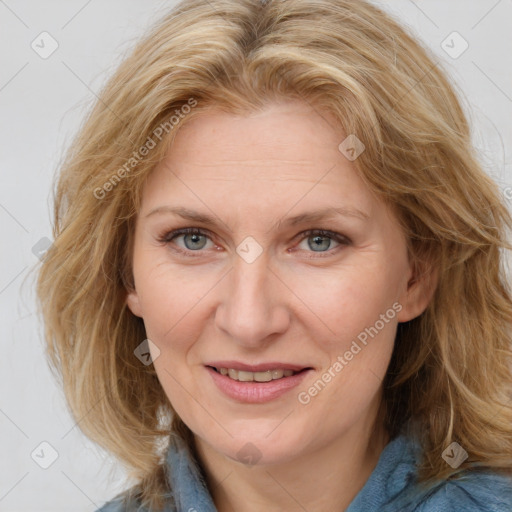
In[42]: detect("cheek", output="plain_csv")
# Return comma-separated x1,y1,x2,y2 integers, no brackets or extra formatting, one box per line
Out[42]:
289,259,403,346
135,263,209,409
297,266,399,414
134,253,215,342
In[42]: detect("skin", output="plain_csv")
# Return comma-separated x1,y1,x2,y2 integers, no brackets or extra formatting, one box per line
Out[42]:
126,99,437,512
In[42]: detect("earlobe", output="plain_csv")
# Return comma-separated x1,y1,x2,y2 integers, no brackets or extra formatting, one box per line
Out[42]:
126,289,143,318
397,262,439,323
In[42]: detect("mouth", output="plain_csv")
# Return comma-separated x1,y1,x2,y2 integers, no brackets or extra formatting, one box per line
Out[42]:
204,361,313,403
207,366,309,382
204,360,314,403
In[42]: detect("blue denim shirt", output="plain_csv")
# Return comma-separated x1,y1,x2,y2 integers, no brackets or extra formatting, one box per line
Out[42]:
96,432,512,511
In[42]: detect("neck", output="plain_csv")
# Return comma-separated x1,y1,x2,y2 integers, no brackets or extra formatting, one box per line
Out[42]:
193,398,389,512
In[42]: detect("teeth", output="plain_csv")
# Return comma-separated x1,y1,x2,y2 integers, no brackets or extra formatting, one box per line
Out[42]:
216,367,299,382
255,371,273,382
272,369,284,379
238,370,254,382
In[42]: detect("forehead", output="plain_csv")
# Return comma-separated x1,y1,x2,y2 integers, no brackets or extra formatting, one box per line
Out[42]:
139,99,380,222
166,99,344,169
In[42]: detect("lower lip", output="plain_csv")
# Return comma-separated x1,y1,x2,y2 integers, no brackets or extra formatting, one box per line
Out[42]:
206,366,312,403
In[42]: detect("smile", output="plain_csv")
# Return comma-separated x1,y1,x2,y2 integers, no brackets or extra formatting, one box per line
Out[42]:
211,367,299,382
205,364,313,403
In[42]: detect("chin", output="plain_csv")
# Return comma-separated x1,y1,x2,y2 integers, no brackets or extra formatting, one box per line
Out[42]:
201,427,309,468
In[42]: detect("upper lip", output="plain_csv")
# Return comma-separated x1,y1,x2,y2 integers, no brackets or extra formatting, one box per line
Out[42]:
206,361,311,372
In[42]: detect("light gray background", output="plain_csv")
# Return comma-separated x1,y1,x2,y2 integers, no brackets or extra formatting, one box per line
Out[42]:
1,1,511,510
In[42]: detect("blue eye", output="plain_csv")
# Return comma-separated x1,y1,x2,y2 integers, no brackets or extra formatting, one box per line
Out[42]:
158,227,351,257
179,232,208,250
300,231,340,252
160,228,213,252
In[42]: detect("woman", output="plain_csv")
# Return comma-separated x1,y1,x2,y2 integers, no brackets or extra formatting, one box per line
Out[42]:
36,0,512,510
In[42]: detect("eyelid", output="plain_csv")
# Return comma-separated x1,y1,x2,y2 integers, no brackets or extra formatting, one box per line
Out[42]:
291,229,351,257
295,229,351,244
159,227,214,243
158,227,351,257
158,227,217,256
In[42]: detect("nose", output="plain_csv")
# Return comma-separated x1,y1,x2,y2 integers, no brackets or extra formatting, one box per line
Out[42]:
214,252,291,349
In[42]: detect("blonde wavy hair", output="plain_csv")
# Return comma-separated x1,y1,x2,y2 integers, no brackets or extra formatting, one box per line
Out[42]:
36,0,512,509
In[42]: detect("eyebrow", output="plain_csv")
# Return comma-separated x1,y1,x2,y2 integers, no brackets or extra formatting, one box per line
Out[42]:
144,205,369,229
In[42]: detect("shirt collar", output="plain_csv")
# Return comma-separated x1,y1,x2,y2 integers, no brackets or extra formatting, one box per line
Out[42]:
166,435,218,512
164,429,421,512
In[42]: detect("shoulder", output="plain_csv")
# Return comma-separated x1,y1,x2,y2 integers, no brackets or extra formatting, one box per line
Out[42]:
94,490,150,512
94,483,177,512
348,431,512,512
95,496,125,512
381,434,512,511
410,470,512,512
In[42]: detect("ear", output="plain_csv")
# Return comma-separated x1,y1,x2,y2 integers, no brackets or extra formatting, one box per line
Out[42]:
126,288,143,318
396,258,439,323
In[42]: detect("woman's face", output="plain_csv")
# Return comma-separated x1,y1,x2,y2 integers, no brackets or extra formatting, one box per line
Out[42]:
127,99,432,466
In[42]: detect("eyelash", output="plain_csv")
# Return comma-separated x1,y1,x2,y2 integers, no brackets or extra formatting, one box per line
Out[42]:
157,227,351,258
